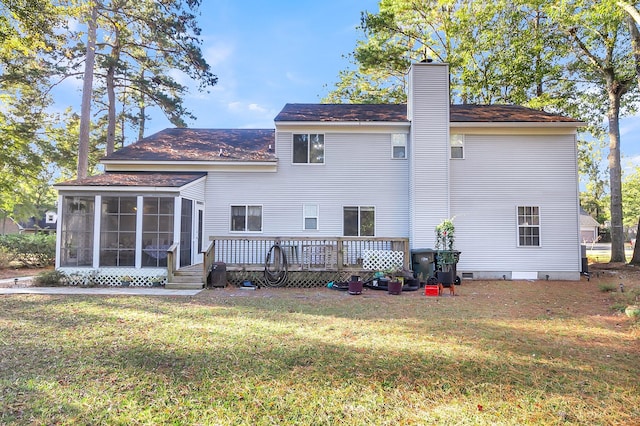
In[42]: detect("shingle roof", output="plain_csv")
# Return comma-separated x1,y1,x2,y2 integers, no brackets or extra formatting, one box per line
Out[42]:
56,172,207,188
275,103,408,122
274,103,580,124
450,104,580,123
104,128,276,162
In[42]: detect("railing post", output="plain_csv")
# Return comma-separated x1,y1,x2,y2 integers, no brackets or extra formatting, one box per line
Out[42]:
337,238,344,271
166,243,178,283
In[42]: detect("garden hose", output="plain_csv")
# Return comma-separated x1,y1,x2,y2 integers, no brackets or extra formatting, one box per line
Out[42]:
264,243,288,287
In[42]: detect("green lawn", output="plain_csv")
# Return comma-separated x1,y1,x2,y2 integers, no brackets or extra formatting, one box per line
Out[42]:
0,279,638,425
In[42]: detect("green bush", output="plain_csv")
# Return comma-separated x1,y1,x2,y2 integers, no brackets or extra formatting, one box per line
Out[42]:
598,283,617,293
0,234,56,267
33,270,67,287
0,247,10,268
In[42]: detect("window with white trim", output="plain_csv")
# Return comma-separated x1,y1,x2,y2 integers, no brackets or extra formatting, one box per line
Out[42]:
450,134,464,159
231,205,262,232
293,134,324,164
517,206,540,246
303,204,319,230
391,134,407,159
343,206,375,237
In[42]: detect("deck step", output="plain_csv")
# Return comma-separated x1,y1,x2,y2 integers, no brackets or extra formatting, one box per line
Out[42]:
166,264,205,289
165,282,204,290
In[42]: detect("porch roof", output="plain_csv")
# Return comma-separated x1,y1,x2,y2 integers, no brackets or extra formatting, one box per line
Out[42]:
55,172,207,189
102,128,276,162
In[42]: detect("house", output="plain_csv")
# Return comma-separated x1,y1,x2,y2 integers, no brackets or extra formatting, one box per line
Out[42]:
18,210,58,234
54,62,584,287
579,208,600,243
0,216,20,235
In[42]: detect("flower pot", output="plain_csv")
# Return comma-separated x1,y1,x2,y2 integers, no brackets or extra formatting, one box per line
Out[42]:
121,281,130,287
348,280,363,295
388,280,402,295
437,270,454,286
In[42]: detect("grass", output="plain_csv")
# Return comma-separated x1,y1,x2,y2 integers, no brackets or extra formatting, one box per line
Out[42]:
0,279,639,425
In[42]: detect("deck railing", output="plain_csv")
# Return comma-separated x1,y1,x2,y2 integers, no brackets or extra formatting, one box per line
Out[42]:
209,236,410,272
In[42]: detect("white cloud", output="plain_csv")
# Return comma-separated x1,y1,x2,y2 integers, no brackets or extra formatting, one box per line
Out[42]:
203,42,234,68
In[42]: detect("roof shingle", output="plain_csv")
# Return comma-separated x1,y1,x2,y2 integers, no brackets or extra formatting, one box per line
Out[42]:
104,128,276,162
56,172,207,188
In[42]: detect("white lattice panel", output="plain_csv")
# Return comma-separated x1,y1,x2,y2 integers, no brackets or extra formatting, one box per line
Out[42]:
58,267,167,287
362,250,404,271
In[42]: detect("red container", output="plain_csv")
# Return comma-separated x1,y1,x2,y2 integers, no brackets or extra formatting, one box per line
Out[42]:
424,285,439,297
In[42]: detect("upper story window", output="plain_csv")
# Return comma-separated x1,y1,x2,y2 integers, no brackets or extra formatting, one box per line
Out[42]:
391,134,407,159
517,206,540,246
450,134,464,159
343,206,375,237
231,205,262,232
303,203,319,230
293,134,324,164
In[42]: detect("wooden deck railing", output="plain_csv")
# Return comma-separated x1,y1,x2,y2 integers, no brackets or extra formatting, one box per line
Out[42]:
166,243,178,282
209,236,410,272
202,240,216,284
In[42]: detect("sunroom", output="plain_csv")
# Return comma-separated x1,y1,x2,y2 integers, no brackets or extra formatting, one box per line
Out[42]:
54,172,206,287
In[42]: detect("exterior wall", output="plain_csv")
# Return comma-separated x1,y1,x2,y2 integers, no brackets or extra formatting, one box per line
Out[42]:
204,130,410,241
408,62,450,249
449,132,581,279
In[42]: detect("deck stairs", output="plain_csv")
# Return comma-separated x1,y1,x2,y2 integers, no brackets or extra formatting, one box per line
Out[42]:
166,264,204,290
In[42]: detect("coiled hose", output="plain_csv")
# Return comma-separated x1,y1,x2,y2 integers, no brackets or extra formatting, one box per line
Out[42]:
264,243,288,287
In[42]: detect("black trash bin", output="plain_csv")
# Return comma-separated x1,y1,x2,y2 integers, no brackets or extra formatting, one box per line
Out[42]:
411,248,437,282
208,262,227,288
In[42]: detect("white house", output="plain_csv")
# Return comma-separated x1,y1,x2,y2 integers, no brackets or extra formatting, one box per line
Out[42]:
54,62,584,287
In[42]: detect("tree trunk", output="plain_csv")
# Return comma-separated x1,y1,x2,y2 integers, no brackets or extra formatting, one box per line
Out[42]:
629,216,640,265
607,86,626,263
137,69,146,141
77,4,97,179
105,23,121,155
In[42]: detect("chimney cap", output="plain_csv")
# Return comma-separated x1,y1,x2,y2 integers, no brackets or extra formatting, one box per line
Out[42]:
420,58,434,63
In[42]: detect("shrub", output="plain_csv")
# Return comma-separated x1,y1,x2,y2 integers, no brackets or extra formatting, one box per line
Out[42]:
0,234,56,267
33,270,67,287
0,247,10,268
598,283,617,293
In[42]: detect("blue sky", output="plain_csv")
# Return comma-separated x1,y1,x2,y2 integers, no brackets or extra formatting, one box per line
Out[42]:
147,0,380,132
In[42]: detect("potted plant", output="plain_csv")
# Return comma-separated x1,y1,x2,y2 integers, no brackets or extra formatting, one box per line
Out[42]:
435,218,456,285
120,275,132,287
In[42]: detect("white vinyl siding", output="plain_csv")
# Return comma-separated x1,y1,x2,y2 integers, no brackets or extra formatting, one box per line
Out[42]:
205,131,409,239
450,134,580,274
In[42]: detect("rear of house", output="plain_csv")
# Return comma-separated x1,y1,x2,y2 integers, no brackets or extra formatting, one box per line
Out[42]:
54,61,583,286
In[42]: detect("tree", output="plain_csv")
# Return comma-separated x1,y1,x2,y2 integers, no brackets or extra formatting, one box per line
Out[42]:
77,2,97,179
548,1,637,263
324,0,566,106
84,0,218,155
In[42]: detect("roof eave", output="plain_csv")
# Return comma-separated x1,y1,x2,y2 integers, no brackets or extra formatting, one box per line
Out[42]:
100,160,278,166
450,121,585,128
275,120,409,126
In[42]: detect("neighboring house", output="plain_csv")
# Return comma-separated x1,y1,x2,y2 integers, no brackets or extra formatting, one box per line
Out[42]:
0,216,20,235
19,210,58,234
54,62,584,284
579,208,600,243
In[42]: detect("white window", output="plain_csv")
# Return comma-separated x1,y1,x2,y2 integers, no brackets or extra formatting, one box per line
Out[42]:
391,134,407,159
517,206,540,246
450,134,464,159
231,205,262,232
343,206,375,237
293,134,324,164
303,204,319,230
